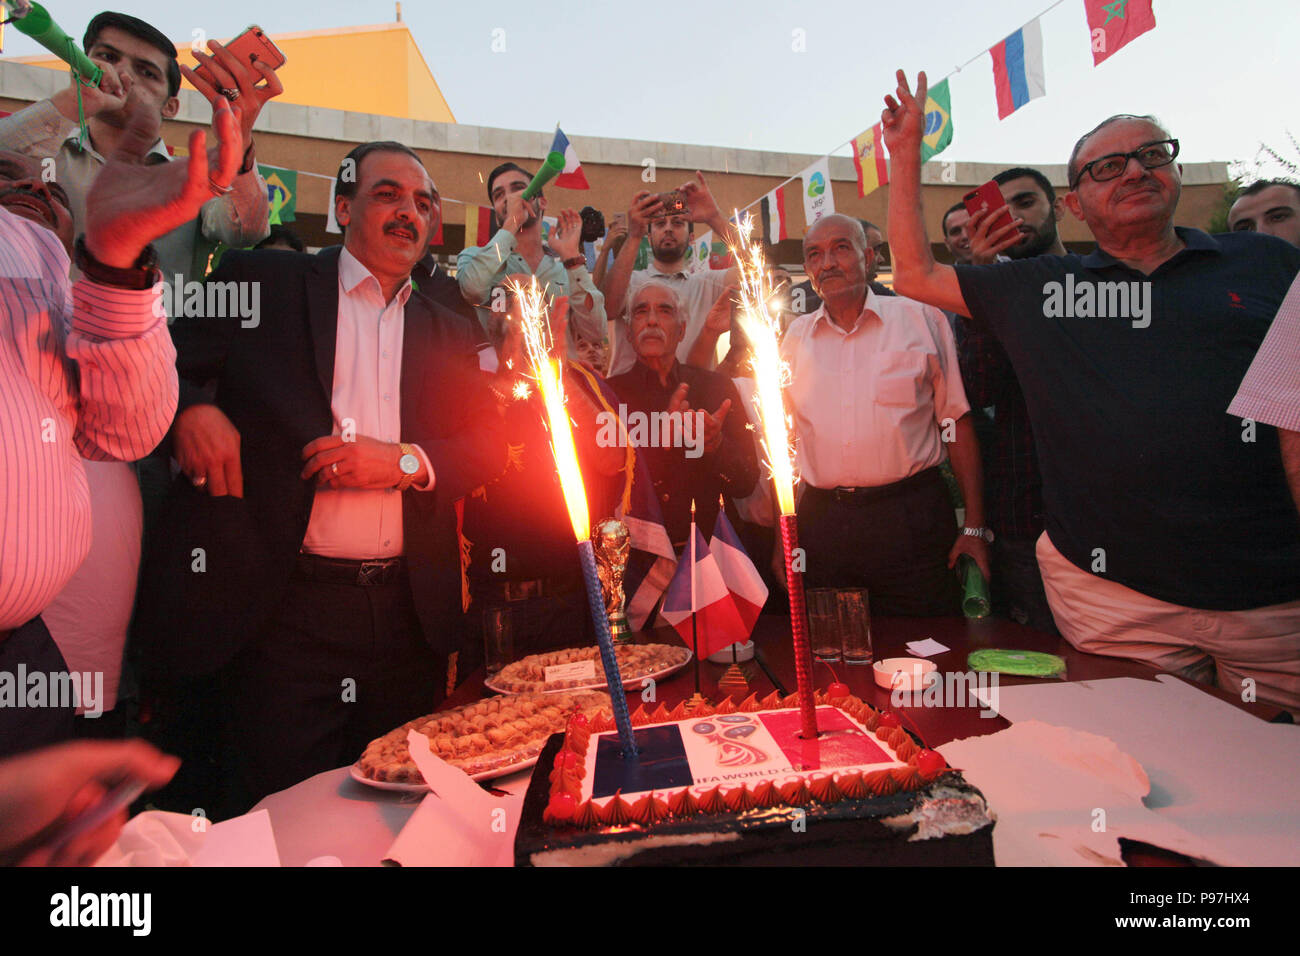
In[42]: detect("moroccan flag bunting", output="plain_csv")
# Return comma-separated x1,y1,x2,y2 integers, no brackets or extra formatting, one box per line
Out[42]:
1085,0,1157,66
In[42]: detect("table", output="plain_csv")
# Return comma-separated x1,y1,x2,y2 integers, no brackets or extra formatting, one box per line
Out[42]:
253,613,1285,865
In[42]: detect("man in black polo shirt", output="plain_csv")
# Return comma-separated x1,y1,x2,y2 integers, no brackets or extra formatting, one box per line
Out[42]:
883,70,1300,714
608,283,758,547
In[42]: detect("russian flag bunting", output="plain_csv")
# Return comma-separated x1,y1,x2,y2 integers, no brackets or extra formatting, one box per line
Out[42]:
549,127,590,190
990,18,1047,120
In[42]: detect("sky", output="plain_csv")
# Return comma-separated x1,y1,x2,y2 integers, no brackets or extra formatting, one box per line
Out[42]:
3,0,1296,174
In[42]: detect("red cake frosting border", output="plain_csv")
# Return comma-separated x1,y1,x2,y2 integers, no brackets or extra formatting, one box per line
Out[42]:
542,690,949,828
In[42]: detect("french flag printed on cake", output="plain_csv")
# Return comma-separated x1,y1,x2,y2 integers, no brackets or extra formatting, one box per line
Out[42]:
990,18,1046,120
661,527,748,660
709,509,767,635
550,127,590,190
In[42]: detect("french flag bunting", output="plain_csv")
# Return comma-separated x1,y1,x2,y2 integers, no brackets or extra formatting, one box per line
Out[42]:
990,18,1046,120
660,526,749,660
550,127,590,190
709,509,768,635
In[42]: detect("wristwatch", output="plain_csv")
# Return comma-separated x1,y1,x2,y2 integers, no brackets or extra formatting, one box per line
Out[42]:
395,443,420,490
562,256,586,269
74,235,159,291
961,526,995,543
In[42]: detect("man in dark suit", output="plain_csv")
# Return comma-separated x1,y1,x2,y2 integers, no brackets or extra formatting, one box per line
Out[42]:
138,141,506,815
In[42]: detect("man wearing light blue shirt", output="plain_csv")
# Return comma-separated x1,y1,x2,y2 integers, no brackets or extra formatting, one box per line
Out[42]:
457,162,606,363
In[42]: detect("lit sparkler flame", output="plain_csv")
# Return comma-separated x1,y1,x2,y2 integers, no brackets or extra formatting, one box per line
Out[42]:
512,277,590,540
728,214,798,516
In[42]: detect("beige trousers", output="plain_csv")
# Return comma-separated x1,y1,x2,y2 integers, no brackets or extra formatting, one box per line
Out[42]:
1036,532,1300,716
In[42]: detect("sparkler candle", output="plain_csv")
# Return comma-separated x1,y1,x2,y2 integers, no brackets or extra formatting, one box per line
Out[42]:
514,279,638,756
728,216,818,741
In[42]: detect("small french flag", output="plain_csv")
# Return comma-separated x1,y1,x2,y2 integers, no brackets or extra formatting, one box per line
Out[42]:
709,509,768,636
661,526,749,661
990,18,1046,120
549,127,590,190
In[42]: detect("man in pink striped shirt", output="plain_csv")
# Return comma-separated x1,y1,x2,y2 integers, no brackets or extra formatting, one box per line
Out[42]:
0,95,242,758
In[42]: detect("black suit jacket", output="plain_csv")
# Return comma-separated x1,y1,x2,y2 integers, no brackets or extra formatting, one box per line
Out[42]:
138,247,507,677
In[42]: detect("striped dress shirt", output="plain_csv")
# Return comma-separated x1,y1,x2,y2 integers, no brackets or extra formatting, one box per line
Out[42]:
0,206,178,629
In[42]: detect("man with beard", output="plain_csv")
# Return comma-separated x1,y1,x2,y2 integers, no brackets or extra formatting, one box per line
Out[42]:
602,173,741,377
1228,180,1300,249
950,166,1066,632
885,69,1300,714
457,162,605,362
138,142,506,813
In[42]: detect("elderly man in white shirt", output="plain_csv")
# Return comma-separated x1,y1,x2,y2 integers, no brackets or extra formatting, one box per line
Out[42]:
781,215,989,616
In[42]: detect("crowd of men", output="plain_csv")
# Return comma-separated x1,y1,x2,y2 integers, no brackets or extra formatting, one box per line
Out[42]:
0,13,1297,864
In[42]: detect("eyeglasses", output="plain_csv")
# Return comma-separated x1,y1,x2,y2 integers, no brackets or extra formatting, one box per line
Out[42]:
1071,139,1179,189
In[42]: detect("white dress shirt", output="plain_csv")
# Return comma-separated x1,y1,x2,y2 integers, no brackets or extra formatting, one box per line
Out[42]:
302,247,433,559
780,289,970,490
606,263,737,376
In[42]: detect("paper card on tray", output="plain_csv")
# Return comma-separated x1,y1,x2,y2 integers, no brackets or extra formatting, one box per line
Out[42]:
905,638,950,657
195,810,281,867
545,660,597,684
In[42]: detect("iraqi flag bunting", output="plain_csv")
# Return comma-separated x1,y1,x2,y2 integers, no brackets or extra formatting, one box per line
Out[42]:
851,123,889,197
709,509,767,636
990,18,1046,119
1086,0,1157,66
760,187,788,244
549,127,590,189
660,525,749,660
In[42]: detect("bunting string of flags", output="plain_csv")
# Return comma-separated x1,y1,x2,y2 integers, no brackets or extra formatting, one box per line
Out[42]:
732,0,1157,231
7,3,1156,252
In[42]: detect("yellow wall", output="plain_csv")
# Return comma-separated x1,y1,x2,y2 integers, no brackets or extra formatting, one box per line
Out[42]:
9,22,455,123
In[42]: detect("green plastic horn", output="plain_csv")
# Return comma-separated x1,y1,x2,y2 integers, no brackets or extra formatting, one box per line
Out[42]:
12,2,103,87
958,554,990,619
521,151,565,199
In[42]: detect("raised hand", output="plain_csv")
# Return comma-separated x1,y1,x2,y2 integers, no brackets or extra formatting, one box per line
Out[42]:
51,62,125,122
678,171,721,226
881,69,929,156
704,284,739,336
548,208,583,260
183,38,284,153
502,189,539,235
628,190,664,238
701,398,732,452
84,90,241,268
967,207,1024,265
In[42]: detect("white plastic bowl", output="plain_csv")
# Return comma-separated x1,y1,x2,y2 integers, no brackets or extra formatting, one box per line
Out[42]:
872,657,937,691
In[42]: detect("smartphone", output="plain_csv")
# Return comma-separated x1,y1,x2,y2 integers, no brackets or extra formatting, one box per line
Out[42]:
196,24,287,85
655,190,689,217
962,181,1014,234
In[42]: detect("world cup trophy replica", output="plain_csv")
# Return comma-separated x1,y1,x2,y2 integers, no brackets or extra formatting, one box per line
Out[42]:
592,518,632,644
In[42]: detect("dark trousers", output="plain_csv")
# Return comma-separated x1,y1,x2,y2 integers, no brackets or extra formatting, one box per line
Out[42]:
0,617,77,759
223,567,447,813
991,534,1059,634
798,469,962,617
144,567,447,818
466,572,592,673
